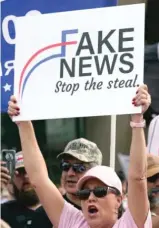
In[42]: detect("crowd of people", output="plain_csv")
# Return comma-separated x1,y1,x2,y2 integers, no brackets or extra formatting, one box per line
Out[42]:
0,85,158,228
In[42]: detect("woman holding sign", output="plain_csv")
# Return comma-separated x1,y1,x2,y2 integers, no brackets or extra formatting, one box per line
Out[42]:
8,84,152,228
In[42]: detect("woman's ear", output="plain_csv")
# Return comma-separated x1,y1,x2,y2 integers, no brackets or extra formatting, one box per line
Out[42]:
116,195,122,208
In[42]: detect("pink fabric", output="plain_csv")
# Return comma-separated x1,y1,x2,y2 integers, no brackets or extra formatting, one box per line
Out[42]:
58,202,152,228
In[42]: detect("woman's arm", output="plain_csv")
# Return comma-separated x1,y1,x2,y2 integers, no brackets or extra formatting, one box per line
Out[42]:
0,219,11,228
8,97,64,227
128,85,151,228
152,216,159,228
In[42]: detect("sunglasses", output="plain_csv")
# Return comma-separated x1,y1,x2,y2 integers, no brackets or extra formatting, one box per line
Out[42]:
16,167,26,175
76,186,120,200
151,187,159,194
60,161,87,173
147,173,159,183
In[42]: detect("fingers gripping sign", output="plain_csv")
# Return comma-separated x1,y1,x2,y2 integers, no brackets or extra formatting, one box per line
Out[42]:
132,84,151,114
7,96,20,117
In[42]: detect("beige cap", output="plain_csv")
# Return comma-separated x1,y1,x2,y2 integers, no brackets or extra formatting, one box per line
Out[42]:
147,154,159,178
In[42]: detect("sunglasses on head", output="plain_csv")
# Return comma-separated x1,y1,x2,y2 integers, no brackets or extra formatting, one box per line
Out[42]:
147,173,159,183
76,186,120,200
60,161,87,173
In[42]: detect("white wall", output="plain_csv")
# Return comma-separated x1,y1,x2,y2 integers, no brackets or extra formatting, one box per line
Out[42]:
85,115,131,169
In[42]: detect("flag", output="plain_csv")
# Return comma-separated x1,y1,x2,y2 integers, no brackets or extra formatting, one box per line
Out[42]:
1,0,117,112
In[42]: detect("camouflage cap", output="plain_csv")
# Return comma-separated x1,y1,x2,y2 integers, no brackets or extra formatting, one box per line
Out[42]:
57,138,102,165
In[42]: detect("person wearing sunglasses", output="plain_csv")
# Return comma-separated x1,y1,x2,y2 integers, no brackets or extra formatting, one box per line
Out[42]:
147,154,159,194
57,138,102,208
7,84,152,227
35,138,102,228
149,190,159,228
146,154,159,228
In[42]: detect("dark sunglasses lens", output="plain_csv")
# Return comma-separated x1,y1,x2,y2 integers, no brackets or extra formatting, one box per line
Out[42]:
94,187,107,198
77,189,90,200
17,167,26,175
151,187,159,194
61,162,70,171
73,164,86,173
148,174,159,183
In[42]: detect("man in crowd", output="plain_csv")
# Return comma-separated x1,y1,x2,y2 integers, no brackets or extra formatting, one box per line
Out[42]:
1,151,42,228
147,154,159,228
36,138,102,227
1,139,102,228
149,193,159,228
147,154,159,194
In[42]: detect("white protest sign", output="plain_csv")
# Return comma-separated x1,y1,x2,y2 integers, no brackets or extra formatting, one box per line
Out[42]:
147,115,159,156
14,4,145,121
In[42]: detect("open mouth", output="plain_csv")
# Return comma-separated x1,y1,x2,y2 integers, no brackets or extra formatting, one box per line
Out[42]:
67,180,77,184
88,205,98,214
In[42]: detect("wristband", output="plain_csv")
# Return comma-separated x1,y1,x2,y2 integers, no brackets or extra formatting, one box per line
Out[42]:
130,119,146,128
